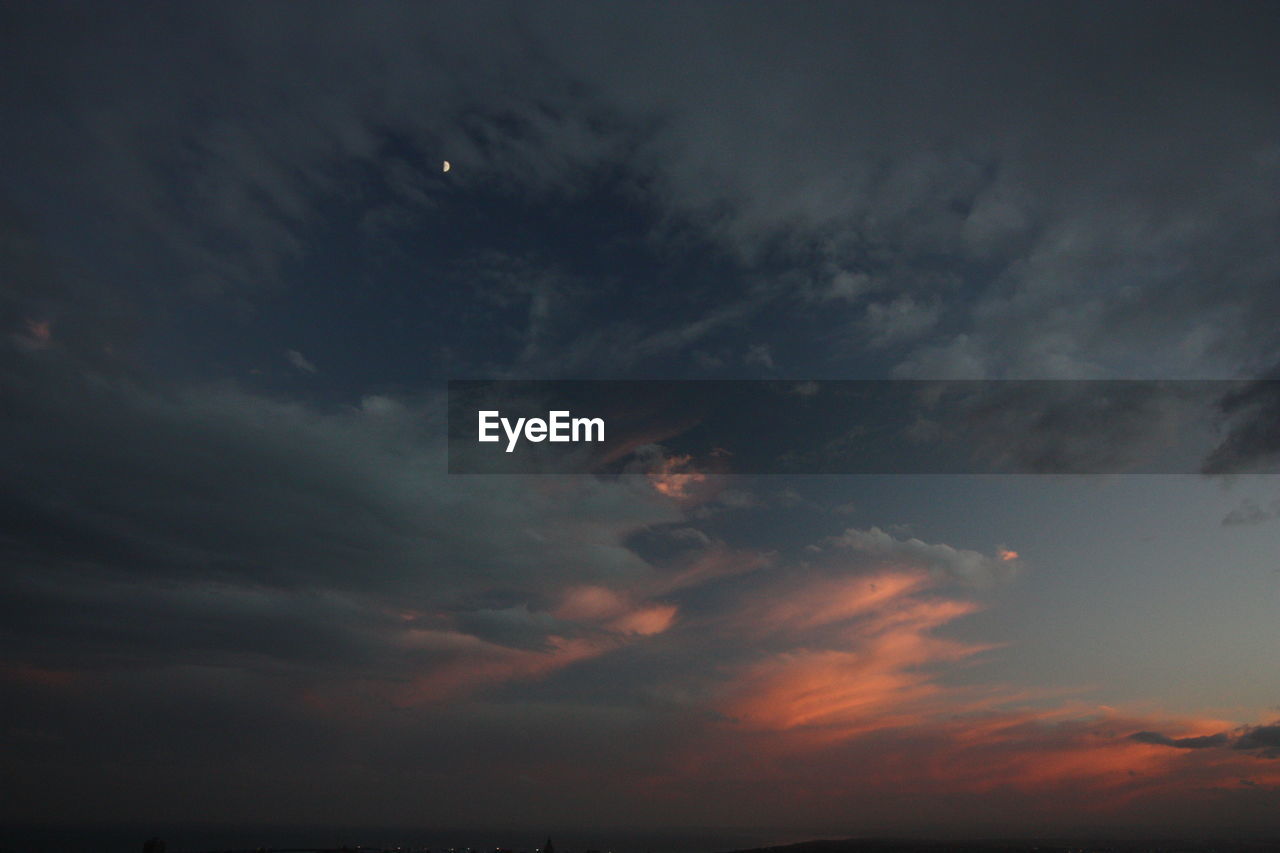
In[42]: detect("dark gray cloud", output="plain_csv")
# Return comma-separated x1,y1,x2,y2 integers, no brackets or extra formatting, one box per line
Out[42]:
5,1,1280,833
0,341,677,678
1129,730,1230,750
1221,497,1280,527
911,381,1213,474
5,2,1280,381
1233,724,1280,757
1203,379,1280,474
1130,725,1280,757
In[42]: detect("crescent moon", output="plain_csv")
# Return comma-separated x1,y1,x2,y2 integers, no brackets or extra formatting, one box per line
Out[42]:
442,160,451,173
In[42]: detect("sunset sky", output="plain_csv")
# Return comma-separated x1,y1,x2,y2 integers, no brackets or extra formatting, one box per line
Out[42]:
3,1,1280,841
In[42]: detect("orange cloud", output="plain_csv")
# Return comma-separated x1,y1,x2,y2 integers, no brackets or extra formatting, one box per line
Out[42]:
627,556,1280,831
647,453,707,499
397,631,604,705
555,585,679,635
730,570,930,636
609,603,678,636
298,533,1280,830
555,585,630,621
651,543,771,596
305,586,683,713
715,571,991,732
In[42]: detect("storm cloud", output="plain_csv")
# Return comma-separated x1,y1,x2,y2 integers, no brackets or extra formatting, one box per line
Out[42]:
5,0,1280,837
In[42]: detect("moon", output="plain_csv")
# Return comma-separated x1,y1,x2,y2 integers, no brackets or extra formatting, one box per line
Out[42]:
442,160,451,173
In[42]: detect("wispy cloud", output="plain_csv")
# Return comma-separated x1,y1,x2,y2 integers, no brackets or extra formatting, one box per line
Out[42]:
286,348,317,373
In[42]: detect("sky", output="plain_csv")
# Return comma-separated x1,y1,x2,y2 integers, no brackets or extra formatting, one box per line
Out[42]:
3,0,1280,841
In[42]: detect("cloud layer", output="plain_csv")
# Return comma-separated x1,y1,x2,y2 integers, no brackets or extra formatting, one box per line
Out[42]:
5,1,1280,836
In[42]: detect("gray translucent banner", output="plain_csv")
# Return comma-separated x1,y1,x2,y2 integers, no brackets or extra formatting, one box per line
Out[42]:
447,380,1280,475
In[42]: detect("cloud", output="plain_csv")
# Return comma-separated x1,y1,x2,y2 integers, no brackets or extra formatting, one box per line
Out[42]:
636,451,709,501
21,317,52,347
286,348,317,373
1234,724,1280,757
1221,497,1280,527
6,3,1280,832
1203,379,1280,474
1129,730,1231,749
563,548,1280,833
5,395,1280,832
1131,724,1280,758
744,343,775,370
930,381,1207,473
622,524,715,568
714,571,987,731
0,351,681,679
821,270,875,304
825,526,1020,586
8,4,1280,383
862,297,941,348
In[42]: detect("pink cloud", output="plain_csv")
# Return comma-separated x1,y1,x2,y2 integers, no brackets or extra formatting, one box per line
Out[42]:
647,453,708,499
294,528,1280,831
